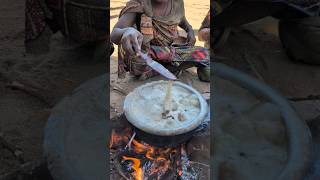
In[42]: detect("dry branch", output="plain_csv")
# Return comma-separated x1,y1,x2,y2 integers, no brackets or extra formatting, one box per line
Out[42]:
6,81,52,106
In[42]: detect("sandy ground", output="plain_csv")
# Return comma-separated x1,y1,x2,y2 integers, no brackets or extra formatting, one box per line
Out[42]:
110,0,210,119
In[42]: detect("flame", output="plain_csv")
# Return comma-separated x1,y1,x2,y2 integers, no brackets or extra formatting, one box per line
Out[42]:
145,147,155,160
109,129,131,149
132,139,149,153
123,156,143,180
109,129,117,148
111,129,185,179
130,140,175,178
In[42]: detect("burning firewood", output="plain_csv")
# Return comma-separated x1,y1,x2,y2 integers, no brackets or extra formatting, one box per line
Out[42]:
109,110,210,180
125,132,136,151
110,128,191,180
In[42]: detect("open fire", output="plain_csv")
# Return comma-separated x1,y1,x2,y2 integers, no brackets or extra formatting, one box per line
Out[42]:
110,128,188,180
109,115,210,180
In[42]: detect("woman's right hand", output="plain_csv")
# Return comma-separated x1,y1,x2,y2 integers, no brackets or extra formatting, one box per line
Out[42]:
121,27,143,55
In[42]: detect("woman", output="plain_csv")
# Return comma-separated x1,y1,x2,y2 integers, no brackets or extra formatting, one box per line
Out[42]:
111,0,210,81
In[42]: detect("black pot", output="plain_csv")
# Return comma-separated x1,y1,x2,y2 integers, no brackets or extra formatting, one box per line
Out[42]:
126,102,210,148
130,122,198,148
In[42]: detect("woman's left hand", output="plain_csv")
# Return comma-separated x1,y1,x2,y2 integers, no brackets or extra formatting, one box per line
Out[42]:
198,28,210,42
187,29,196,46
179,17,196,46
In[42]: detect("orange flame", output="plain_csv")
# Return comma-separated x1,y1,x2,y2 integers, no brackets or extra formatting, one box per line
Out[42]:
132,139,149,153
111,129,184,179
109,129,130,149
123,156,144,180
109,129,117,148
146,147,155,160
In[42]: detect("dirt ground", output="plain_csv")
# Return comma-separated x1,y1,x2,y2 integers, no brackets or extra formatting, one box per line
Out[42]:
215,17,320,122
0,0,106,176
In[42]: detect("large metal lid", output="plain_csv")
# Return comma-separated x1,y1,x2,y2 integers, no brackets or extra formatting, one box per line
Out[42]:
123,80,209,136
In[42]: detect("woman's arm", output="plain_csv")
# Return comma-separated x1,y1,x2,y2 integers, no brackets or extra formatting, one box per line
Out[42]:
111,12,143,54
110,12,136,44
179,16,196,46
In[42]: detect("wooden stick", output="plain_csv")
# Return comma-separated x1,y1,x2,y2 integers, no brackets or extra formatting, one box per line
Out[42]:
163,81,173,114
125,132,136,151
6,81,52,106
111,84,128,96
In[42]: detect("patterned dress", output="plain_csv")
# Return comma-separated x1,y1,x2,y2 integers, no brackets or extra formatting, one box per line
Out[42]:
25,0,61,43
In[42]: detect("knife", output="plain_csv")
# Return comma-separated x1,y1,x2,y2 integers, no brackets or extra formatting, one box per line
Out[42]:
138,53,177,80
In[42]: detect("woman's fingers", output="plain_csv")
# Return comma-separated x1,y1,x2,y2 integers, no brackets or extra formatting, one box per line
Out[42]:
132,35,141,54
121,28,143,55
137,34,143,48
122,38,135,55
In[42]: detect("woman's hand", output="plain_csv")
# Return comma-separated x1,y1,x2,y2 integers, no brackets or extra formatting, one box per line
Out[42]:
187,29,196,46
121,27,143,55
198,28,210,42
179,16,196,46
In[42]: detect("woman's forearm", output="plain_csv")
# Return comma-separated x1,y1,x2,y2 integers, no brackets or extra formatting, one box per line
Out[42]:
110,27,129,45
111,13,137,45
179,16,193,33
179,16,196,45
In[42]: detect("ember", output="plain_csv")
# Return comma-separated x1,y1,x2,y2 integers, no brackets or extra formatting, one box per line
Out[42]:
109,115,210,180
109,128,131,149
110,129,188,180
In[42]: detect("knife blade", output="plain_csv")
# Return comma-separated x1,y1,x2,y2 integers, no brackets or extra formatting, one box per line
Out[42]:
139,53,177,80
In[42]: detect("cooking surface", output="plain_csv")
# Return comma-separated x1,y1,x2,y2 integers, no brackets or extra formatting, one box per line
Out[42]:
128,82,200,129
124,81,208,136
